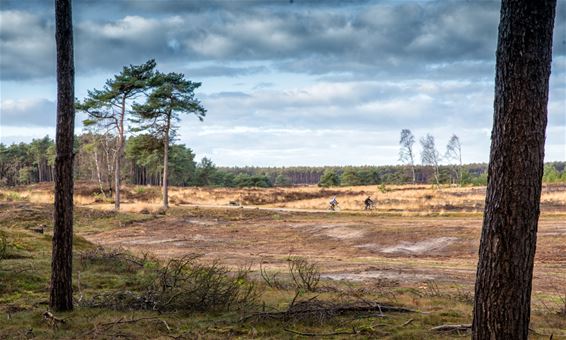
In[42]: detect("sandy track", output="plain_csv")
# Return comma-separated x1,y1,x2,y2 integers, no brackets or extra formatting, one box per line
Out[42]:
83,207,566,292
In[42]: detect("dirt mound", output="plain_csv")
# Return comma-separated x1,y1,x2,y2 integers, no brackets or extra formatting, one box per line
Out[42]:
379,237,458,254
322,270,435,283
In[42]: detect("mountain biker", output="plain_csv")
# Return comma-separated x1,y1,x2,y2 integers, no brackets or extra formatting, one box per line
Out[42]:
329,196,338,210
364,196,374,210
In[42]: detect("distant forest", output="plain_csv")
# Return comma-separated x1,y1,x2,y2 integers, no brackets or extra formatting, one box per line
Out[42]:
1,134,565,188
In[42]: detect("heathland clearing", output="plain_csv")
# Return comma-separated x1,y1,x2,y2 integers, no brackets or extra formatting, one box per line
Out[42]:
1,183,565,338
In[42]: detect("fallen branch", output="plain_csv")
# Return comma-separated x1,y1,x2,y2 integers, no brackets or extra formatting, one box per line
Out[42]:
98,316,162,327
401,318,414,327
284,327,358,337
242,303,417,322
43,311,66,327
431,324,472,332
82,316,169,338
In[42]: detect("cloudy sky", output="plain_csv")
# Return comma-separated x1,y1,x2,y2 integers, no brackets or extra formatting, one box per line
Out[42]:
1,0,565,166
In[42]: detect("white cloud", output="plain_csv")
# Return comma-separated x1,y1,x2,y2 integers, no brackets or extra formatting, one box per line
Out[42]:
1,1,565,165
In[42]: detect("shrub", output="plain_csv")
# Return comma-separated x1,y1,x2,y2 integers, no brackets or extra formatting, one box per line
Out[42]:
318,170,340,187
288,256,320,292
80,254,260,313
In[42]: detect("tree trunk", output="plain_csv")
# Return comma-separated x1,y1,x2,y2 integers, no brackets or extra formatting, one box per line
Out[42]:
472,1,556,339
410,165,416,184
37,159,43,182
93,148,106,198
162,115,171,209
114,146,121,209
103,135,113,191
50,0,75,312
458,152,463,186
114,97,126,210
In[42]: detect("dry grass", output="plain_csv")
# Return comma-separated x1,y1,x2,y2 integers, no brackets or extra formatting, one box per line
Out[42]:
2,183,565,216
1,187,565,338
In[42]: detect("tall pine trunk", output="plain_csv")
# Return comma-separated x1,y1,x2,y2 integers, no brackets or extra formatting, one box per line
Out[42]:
162,114,171,209
472,1,556,339
114,96,126,210
114,141,121,209
38,160,43,182
50,0,75,312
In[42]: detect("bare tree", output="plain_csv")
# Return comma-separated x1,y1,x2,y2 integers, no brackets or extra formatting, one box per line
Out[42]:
420,134,440,186
445,134,462,185
50,0,75,311
473,0,556,339
399,129,416,184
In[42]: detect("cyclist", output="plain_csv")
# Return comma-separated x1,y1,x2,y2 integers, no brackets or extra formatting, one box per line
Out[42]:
364,196,374,210
329,196,339,211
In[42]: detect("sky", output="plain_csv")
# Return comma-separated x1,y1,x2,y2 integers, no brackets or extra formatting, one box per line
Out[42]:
1,0,565,167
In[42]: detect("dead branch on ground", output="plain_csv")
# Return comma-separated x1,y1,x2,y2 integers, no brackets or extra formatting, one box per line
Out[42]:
430,324,471,333
82,316,170,338
284,327,358,337
242,299,417,323
43,311,66,328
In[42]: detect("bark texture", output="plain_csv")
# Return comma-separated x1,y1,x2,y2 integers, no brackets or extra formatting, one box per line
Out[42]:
472,1,556,339
114,135,122,210
50,0,75,311
114,95,126,210
162,114,171,209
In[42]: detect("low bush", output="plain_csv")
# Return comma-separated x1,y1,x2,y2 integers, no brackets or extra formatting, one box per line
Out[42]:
80,254,260,313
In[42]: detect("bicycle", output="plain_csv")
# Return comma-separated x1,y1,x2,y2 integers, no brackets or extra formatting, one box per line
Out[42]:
329,203,341,211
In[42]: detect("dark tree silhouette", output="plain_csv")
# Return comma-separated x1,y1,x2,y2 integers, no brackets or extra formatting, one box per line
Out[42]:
473,0,556,339
50,0,75,311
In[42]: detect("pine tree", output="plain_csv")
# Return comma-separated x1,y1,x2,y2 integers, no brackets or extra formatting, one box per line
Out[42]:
132,72,206,208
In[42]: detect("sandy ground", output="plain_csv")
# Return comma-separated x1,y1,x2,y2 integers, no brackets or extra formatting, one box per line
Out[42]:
82,206,566,294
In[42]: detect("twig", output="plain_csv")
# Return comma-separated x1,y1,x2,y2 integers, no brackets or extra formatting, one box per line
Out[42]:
289,290,301,308
98,316,161,327
401,318,414,327
82,316,168,338
43,311,66,327
161,319,172,332
284,327,358,337
430,324,472,332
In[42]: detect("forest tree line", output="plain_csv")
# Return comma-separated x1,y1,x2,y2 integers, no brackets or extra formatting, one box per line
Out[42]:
1,134,565,189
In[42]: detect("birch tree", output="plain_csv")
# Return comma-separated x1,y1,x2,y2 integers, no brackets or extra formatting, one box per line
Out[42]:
420,134,440,186
445,134,462,185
